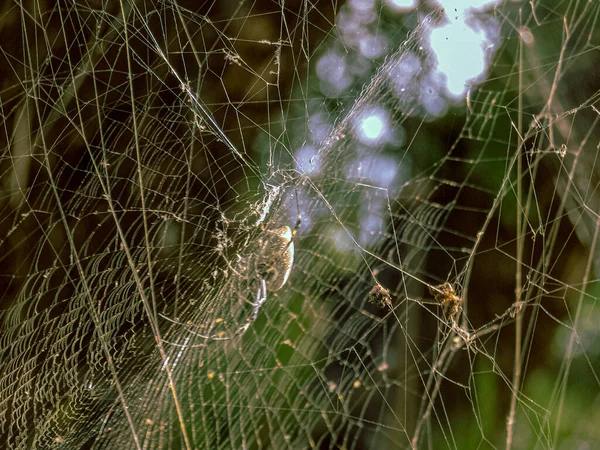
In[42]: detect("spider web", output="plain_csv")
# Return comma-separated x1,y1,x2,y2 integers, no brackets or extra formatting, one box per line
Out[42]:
1,0,599,448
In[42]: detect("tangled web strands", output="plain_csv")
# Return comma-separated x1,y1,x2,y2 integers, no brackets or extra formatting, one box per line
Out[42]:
1,1,600,449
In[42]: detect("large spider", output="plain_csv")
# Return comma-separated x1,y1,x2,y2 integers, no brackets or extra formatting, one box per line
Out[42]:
251,213,301,321
161,201,301,341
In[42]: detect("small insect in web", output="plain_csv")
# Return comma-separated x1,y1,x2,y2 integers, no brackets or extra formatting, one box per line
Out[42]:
429,282,462,323
162,193,302,342
367,284,392,309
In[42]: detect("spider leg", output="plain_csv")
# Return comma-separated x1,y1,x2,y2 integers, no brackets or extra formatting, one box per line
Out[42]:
159,313,236,341
251,278,268,322
159,277,269,343
284,193,302,252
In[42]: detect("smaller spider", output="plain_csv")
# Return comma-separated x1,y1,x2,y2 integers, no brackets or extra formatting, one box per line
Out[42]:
368,284,392,309
429,282,462,322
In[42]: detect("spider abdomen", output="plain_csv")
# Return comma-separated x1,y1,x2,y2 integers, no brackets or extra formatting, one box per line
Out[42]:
256,226,295,291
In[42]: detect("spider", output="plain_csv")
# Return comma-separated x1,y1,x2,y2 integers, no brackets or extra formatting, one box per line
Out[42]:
429,282,462,323
161,197,301,342
367,284,392,309
253,214,300,304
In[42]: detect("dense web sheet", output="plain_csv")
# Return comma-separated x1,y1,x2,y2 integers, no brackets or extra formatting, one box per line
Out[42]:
1,0,600,448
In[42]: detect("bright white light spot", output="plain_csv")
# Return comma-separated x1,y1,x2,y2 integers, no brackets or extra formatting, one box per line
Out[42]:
362,116,384,141
420,0,501,100
386,0,417,12
429,21,487,97
355,107,390,145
